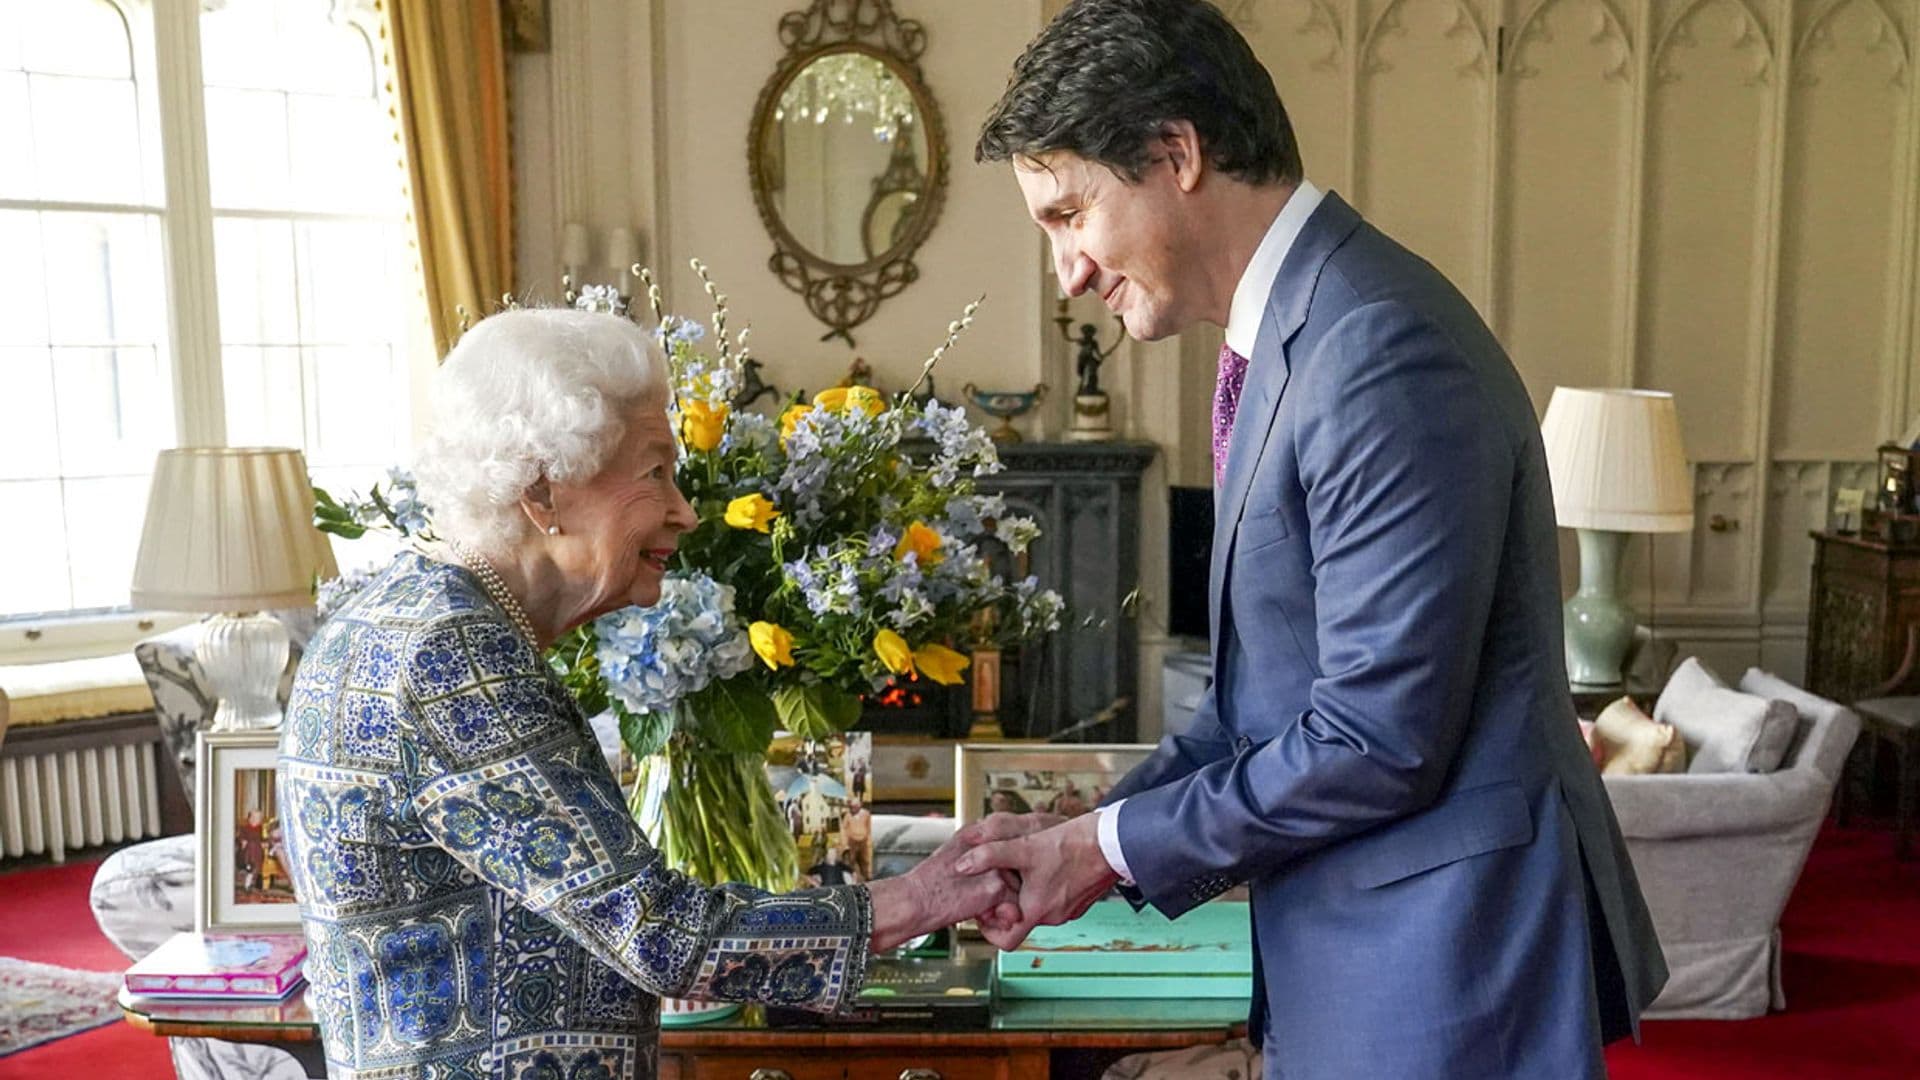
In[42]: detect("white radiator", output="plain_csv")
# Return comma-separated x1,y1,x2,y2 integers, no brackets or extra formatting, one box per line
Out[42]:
0,741,162,862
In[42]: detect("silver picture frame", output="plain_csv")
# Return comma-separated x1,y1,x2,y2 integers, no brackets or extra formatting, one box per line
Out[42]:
195,729,303,934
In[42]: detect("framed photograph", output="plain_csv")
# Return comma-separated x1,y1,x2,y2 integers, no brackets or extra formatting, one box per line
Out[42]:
196,730,302,933
954,743,1154,825
765,731,875,887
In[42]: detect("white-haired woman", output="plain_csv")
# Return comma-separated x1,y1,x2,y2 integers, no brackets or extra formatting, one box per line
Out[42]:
277,309,1008,1079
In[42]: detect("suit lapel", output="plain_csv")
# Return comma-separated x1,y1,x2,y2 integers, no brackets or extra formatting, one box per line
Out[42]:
1206,192,1365,656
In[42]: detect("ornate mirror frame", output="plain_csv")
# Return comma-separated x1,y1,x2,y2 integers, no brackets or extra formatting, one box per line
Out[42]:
747,0,948,346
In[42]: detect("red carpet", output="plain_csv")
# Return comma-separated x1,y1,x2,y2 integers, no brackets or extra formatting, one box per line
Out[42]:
1,828,1916,1078
0,852,172,1079
1605,825,1920,1079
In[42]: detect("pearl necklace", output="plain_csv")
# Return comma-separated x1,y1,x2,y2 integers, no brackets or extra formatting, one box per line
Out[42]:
449,539,541,647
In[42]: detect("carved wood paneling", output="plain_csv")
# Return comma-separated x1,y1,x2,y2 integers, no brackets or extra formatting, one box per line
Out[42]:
1495,0,1638,407
1356,0,1494,309
1639,0,1775,461
1773,0,1912,458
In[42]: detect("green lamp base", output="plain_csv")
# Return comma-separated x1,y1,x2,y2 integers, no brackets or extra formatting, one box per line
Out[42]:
1565,528,1636,688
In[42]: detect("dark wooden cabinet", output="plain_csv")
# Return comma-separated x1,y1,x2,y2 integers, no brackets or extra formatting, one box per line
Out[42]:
978,442,1155,742
1806,531,1920,703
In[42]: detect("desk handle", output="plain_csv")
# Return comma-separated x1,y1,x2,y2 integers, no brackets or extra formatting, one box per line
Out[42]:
749,1070,792,1080
900,1070,944,1080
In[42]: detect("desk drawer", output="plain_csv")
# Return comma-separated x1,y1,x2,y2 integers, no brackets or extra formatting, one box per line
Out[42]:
675,1051,1022,1080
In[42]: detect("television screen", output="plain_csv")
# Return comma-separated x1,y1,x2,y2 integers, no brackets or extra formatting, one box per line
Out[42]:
1167,485,1214,640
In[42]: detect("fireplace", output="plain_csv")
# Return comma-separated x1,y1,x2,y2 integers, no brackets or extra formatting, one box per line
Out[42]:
855,671,971,738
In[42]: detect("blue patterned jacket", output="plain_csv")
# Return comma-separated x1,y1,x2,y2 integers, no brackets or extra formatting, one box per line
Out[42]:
279,553,872,1079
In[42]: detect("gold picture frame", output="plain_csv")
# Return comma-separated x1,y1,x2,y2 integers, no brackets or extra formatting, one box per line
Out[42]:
953,743,1153,825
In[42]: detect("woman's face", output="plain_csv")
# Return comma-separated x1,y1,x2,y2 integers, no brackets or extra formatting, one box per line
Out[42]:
549,399,696,611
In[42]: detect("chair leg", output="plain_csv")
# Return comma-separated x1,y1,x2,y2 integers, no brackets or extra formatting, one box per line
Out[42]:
1897,738,1916,861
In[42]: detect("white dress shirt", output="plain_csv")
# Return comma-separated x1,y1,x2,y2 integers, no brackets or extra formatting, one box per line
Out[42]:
1095,178,1326,886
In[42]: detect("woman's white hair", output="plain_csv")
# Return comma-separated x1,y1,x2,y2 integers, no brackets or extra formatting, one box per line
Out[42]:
415,308,670,554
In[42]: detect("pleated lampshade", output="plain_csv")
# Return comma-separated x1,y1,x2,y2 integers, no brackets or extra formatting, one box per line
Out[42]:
1540,388,1694,534
130,447,335,612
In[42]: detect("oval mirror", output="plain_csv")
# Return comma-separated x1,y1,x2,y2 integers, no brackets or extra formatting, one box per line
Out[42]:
748,3,946,345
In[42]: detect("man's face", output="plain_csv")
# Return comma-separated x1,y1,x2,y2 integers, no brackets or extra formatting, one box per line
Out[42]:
1015,150,1199,342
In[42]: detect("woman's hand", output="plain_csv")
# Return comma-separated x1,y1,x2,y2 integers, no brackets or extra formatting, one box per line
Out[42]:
865,814,1052,952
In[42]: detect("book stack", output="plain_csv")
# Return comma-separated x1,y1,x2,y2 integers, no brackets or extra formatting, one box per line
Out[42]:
124,931,307,1000
993,899,1252,1001
766,949,994,1029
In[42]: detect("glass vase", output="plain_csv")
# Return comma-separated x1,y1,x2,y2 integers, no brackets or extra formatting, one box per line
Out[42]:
627,732,799,895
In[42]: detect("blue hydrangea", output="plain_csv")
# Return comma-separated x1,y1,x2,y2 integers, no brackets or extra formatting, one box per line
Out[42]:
594,571,754,714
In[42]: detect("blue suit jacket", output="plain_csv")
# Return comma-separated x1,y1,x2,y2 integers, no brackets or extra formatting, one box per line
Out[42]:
1107,193,1667,1079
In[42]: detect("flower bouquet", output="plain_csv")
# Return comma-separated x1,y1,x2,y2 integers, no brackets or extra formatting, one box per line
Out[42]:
314,265,1065,894
550,263,1063,891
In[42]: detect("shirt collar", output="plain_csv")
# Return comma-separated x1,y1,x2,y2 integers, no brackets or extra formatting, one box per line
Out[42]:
1224,178,1325,359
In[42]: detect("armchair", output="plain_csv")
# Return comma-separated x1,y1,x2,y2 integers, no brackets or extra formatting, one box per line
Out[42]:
1603,670,1859,1018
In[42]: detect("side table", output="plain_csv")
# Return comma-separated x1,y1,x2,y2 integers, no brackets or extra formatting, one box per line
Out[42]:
121,986,1250,1080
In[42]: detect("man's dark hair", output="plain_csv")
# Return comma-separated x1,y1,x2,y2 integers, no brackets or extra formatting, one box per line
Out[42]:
975,0,1302,186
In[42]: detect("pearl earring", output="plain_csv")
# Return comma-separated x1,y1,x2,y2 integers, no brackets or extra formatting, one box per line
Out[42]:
547,525,560,536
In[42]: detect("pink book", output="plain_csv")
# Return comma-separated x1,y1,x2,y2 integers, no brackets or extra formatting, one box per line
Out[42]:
125,931,308,1000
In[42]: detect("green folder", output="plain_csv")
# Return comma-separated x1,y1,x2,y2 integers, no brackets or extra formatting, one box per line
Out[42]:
993,899,1253,1000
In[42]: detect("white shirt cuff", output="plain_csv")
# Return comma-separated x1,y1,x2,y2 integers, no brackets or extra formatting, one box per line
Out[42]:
1096,800,1135,885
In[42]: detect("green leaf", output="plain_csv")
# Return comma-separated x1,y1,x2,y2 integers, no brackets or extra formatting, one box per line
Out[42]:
617,700,675,758
771,683,861,739
316,520,368,539
679,677,780,754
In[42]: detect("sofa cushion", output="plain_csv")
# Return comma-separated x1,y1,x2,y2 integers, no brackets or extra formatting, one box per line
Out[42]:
0,654,155,727
1595,696,1687,775
1655,657,1799,774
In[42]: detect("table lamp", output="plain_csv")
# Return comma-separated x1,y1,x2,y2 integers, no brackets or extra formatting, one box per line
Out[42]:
1540,388,1694,688
130,447,336,731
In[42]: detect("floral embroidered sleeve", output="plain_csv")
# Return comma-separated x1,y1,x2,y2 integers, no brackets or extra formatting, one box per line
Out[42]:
403,608,872,1012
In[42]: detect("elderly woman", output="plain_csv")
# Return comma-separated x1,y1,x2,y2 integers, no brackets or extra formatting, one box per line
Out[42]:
278,309,1008,1079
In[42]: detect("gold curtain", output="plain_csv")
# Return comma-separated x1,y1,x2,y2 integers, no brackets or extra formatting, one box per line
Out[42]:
382,0,514,358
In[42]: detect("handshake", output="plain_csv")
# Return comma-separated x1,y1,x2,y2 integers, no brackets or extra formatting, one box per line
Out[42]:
865,810,1123,953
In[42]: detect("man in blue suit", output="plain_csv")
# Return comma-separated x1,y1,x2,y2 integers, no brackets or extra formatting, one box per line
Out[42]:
959,2,1667,1075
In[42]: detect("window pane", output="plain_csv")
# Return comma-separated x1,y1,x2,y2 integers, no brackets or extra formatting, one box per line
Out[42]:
0,346,59,479
222,345,306,448
204,85,290,210
287,93,395,214
18,0,132,80
52,344,173,476
0,210,49,344
214,216,298,344
0,3,22,72
40,210,164,345
30,73,146,204
0,71,33,197
63,473,152,610
307,345,406,467
297,219,397,344
0,479,74,616
203,0,375,96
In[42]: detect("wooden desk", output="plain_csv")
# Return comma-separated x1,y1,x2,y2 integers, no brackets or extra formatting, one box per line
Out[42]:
121,988,1249,1079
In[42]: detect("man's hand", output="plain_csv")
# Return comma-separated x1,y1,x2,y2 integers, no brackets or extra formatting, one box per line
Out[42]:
955,812,1119,950
864,812,1059,952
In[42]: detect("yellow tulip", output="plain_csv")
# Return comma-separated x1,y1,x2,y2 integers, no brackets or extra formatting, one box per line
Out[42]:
873,629,915,676
894,521,944,567
749,621,796,670
724,493,780,533
844,385,885,416
780,403,814,439
680,399,728,453
913,643,970,686
812,387,849,412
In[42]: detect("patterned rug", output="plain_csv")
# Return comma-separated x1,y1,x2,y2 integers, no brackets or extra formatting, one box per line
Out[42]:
0,956,126,1057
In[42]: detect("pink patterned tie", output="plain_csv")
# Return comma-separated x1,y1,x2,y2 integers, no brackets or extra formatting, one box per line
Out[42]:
1212,343,1250,487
